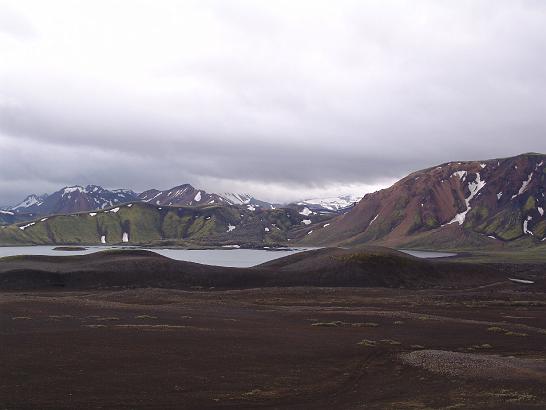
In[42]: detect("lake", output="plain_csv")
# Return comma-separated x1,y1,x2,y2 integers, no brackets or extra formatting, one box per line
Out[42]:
398,249,457,258
0,246,315,268
0,246,456,267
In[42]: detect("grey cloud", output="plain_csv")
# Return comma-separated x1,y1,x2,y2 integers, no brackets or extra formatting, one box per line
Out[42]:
0,3,36,40
1,1,546,206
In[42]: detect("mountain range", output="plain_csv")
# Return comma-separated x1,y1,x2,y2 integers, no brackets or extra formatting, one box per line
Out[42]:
5,184,358,219
1,153,545,250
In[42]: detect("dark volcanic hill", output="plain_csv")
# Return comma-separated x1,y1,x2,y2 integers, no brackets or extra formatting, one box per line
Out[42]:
301,153,546,249
11,186,138,216
1,247,534,290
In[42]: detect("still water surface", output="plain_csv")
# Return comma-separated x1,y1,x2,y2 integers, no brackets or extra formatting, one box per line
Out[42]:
0,246,455,267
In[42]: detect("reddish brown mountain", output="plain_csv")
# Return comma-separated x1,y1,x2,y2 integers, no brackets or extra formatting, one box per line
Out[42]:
300,153,546,249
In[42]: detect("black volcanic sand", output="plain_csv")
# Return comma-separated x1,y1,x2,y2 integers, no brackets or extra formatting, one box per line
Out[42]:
1,247,546,408
2,287,546,409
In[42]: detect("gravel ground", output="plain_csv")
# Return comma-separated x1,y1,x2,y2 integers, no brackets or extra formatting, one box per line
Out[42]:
401,349,546,380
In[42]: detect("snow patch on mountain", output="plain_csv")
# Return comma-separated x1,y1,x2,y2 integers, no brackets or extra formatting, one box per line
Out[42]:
446,173,486,226
518,173,533,194
12,194,46,210
523,216,533,235
451,171,467,181
219,193,253,205
19,222,35,230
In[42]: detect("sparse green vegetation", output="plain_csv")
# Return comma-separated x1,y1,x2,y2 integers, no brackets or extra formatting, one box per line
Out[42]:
504,331,528,337
357,339,377,347
487,327,528,337
380,339,401,345
471,344,493,349
135,315,157,319
487,326,505,333
312,321,379,328
0,202,309,246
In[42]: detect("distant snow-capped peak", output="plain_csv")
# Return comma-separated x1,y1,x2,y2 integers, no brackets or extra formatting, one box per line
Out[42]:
12,194,47,210
297,194,362,211
218,193,253,205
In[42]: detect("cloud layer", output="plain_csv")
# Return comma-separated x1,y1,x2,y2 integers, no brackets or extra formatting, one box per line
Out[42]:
1,0,546,205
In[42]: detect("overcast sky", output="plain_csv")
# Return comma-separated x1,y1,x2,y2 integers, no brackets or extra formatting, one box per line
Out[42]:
1,0,546,205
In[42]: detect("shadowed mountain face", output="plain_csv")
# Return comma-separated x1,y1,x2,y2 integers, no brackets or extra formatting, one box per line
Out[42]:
300,153,546,249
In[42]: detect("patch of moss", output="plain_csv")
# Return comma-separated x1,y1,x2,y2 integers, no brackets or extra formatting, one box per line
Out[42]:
523,196,536,212
424,214,439,228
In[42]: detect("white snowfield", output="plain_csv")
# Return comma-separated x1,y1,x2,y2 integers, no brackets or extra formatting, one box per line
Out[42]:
451,170,467,181
539,207,544,216
62,186,84,195
227,224,236,232
302,219,311,225
297,194,362,211
523,216,533,235
12,195,44,210
194,191,202,202
509,278,534,284
512,173,533,199
299,207,312,216
445,172,486,226
219,193,253,205
19,222,35,230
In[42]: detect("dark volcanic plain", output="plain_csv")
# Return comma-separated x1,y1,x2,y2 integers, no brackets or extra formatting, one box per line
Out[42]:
1,249,546,409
